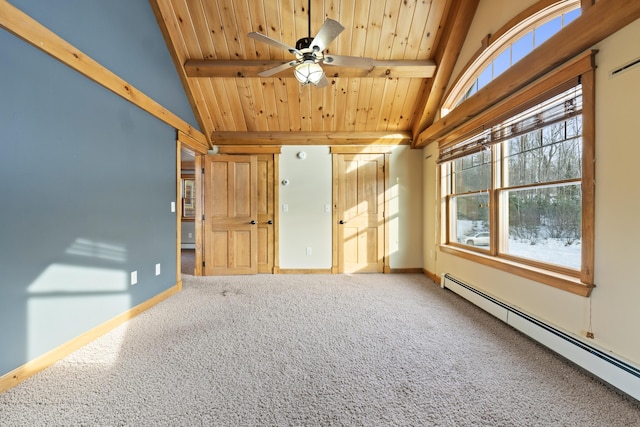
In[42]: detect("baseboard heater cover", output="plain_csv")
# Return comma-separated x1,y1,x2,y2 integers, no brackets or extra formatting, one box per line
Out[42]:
441,273,640,401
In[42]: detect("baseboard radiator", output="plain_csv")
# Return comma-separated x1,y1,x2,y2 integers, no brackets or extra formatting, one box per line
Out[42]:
441,273,640,401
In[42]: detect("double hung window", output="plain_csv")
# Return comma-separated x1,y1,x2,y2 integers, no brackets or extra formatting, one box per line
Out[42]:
439,55,595,294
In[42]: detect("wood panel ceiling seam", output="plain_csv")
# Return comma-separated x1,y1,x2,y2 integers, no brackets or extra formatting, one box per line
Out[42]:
375,78,399,132
361,0,384,59
377,0,402,61
408,0,435,60
168,1,224,136
365,78,388,131
417,0,442,59
389,0,418,60
201,1,230,59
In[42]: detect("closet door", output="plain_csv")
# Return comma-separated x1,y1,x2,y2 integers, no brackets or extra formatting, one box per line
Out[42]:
203,155,257,275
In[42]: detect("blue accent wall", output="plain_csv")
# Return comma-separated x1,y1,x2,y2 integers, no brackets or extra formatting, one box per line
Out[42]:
0,2,195,376
9,0,199,130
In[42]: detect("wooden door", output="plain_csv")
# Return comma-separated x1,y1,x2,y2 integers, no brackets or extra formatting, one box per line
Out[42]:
336,154,385,273
203,155,257,275
256,154,276,273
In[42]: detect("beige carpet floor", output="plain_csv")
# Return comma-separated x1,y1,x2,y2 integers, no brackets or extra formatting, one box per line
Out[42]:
0,273,638,426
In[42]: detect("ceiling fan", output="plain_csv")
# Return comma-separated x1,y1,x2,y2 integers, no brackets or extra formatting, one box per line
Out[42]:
247,1,373,88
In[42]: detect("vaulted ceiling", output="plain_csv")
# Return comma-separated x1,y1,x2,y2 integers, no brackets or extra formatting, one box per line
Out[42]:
150,0,479,147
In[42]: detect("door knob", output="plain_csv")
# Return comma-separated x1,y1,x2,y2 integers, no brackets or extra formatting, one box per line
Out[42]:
250,220,257,225
267,220,273,225
339,220,346,224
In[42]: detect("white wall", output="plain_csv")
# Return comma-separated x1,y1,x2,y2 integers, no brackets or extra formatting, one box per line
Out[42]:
279,145,423,270
424,1,640,366
279,146,333,269
589,18,640,362
389,146,424,269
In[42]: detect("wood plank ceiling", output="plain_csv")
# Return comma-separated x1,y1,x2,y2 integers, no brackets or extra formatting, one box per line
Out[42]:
150,0,477,147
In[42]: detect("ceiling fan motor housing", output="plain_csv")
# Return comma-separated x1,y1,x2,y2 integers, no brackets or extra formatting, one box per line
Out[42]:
295,37,314,51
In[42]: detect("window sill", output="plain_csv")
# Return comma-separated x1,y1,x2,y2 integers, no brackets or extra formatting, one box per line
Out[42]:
439,244,594,297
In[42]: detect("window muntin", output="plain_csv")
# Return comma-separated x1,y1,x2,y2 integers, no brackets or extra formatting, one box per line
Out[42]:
443,85,584,272
451,193,491,248
454,150,491,193
534,16,562,46
450,149,492,249
505,118,582,186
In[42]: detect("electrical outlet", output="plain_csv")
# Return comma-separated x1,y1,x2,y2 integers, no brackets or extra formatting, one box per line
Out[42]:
130,271,138,285
306,247,312,255
282,204,289,212
155,263,161,276
188,232,193,238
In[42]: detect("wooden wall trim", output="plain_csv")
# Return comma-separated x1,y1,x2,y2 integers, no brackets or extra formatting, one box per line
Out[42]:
0,0,207,147
218,146,283,155
278,269,333,274
194,155,204,276
415,0,640,148
383,153,391,274
411,0,480,140
177,131,208,155
580,67,596,285
176,142,183,289
439,245,593,297
423,269,441,284
436,50,595,150
211,131,412,146
329,146,396,154
0,284,180,394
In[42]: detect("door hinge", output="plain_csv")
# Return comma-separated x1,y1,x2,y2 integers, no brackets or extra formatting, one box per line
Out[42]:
202,261,205,267
202,215,205,221
202,167,205,174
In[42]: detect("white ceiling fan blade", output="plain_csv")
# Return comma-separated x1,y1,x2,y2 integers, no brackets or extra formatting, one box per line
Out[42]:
258,61,298,77
323,54,373,69
248,32,301,55
314,74,330,88
310,19,344,52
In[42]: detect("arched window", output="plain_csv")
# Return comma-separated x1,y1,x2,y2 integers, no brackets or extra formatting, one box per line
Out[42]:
437,1,596,296
442,0,581,117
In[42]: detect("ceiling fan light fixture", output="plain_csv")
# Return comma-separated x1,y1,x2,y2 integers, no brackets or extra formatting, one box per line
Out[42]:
294,62,324,85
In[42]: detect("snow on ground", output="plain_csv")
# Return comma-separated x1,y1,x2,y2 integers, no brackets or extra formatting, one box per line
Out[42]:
456,220,581,269
505,239,580,269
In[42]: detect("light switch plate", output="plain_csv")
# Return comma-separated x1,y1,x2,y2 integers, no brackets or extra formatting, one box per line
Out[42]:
155,263,161,276
131,271,138,285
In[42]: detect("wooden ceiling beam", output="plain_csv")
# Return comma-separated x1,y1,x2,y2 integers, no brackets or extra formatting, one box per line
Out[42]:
410,0,480,146
0,0,207,148
209,131,412,146
415,0,640,148
184,60,436,79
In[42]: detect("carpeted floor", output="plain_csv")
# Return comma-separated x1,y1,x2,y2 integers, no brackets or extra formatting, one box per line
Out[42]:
1,274,639,426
